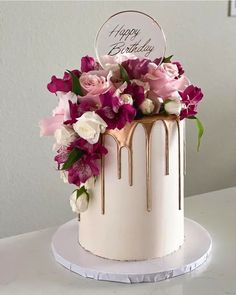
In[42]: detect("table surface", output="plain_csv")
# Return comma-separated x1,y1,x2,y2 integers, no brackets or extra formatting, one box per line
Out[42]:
0,187,236,295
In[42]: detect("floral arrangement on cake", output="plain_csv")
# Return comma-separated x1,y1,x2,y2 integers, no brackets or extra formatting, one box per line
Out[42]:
40,54,204,213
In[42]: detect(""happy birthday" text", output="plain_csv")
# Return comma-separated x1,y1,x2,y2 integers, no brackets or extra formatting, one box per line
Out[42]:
109,24,140,41
107,39,154,57
107,24,154,57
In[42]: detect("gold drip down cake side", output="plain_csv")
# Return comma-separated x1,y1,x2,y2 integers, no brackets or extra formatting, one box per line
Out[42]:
78,115,185,261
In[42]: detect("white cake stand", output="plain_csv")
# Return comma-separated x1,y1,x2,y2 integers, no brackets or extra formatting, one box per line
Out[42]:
51,218,212,283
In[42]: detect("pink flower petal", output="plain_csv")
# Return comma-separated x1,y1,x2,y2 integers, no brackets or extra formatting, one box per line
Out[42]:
39,115,64,136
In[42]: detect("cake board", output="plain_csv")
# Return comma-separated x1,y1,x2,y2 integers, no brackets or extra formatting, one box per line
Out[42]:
51,218,212,283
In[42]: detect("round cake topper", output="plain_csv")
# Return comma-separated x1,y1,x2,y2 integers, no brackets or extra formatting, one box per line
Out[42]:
95,10,166,69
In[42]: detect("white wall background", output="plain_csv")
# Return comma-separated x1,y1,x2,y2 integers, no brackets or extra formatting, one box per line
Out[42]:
0,1,236,238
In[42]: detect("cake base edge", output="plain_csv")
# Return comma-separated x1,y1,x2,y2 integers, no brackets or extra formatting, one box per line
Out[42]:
51,218,212,284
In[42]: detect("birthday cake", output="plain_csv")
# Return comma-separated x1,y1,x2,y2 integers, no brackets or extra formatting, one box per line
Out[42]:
40,11,204,261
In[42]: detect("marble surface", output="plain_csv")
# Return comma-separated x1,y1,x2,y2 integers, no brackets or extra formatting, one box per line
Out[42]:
0,187,236,294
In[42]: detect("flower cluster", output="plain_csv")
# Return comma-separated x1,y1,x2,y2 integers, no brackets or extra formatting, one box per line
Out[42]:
40,54,204,213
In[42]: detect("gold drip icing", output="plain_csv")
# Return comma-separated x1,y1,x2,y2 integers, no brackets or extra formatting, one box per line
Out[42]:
128,148,133,186
161,120,170,175
176,120,182,210
105,122,139,184
100,115,179,214
141,121,155,212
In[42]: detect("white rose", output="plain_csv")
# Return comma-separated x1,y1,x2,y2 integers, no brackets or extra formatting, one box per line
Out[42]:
70,191,89,213
54,126,77,146
164,98,182,115
140,99,155,115
120,94,133,105
73,111,107,144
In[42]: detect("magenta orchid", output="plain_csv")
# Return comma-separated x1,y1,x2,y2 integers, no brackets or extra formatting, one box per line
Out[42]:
55,138,107,186
96,91,136,129
121,58,150,79
123,83,145,107
47,70,81,93
179,85,203,120
81,55,99,72
67,141,107,186
64,101,79,125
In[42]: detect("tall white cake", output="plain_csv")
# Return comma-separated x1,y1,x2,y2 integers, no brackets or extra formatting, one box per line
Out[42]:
41,10,206,282
79,115,184,260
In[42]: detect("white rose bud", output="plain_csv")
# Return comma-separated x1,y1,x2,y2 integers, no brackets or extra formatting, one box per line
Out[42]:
164,98,182,115
140,99,155,115
147,93,163,114
54,126,77,146
70,190,89,213
73,111,107,144
120,94,133,105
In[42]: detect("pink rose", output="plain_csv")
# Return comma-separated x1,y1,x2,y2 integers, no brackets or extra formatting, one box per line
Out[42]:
145,63,189,98
161,63,179,79
79,71,111,96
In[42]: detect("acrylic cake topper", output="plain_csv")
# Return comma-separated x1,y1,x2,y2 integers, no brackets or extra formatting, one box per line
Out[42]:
95,10,166,69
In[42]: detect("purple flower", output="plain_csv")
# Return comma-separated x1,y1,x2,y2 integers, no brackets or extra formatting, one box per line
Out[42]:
64,100,99,125
124,83,145,107
67,156,99,185
179,85,203,120
54,138,107,186
121,58,150,79
64,101,79,125
77,100,97,117
71,138,108,155
96,91,136,130
67,139,107,186
81,55,98,72
54,146,70,168
47,70,81,93
153,57,162,66
173,61,184,76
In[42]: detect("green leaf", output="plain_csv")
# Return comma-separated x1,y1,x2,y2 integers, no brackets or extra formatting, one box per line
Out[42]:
67,70,83,96
119,64,130,83
163,55,174,63
76,185,89,200
62,148,84,170
188,116,204,151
